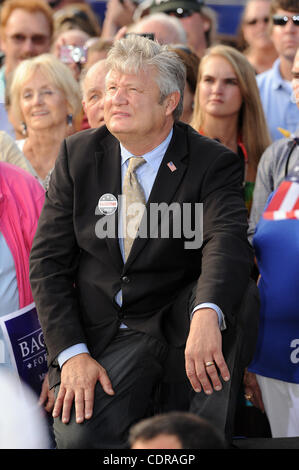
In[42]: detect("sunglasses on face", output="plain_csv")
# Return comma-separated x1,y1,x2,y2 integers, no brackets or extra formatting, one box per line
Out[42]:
8,33,49,45
272,14,299,26
245,17,269,26
166,8,196,18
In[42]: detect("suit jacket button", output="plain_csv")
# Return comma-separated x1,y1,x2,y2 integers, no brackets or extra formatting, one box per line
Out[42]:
121,276,130,284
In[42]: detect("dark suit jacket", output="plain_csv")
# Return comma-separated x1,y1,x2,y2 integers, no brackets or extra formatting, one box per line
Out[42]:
29,122,254,387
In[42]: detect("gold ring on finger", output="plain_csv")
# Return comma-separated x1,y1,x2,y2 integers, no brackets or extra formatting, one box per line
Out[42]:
205,361,215,367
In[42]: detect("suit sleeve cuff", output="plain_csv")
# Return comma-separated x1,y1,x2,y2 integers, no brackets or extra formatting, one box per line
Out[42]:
191,303,227,331
57,343,90,369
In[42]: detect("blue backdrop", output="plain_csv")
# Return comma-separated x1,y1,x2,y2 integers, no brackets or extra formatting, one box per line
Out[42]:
86,0,245,36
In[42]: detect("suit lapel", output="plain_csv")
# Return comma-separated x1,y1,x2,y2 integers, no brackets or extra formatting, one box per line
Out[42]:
124,125,189,270
95,134,123,271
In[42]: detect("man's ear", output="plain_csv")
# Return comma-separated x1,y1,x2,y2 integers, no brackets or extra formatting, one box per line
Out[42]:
164,91,181,116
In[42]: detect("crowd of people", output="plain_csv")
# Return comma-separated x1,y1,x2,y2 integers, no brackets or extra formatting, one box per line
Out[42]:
0,0,298,450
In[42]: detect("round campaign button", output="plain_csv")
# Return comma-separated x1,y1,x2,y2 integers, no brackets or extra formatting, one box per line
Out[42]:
98,194,118,215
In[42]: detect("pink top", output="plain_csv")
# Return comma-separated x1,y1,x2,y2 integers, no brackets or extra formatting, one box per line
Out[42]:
0,162,45,308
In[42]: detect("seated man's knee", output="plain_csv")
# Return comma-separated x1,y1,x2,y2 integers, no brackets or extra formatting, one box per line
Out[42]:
53,419,94,449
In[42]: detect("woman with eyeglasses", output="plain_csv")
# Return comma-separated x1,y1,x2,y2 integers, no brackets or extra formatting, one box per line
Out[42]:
237,0,278,74
190,44,271,215
9,53,82,190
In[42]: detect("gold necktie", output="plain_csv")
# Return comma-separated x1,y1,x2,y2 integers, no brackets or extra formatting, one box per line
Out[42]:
123,156,146,260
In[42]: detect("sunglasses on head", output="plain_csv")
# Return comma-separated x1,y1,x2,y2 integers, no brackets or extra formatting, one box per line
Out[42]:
166,8,196,18
272,14,299,26
245,17,269,26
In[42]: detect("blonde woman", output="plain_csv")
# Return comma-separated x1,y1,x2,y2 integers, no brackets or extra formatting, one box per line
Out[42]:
9,53,82,190
191,44,271,214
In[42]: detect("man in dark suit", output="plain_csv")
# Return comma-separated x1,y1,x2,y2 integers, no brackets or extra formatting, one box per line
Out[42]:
29,35,256,448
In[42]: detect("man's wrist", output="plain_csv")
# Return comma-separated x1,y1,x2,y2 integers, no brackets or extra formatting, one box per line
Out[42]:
57,343,90,369
191,303,226,330
192,307,218,321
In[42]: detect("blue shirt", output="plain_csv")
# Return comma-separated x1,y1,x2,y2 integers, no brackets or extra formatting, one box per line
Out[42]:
257,58,299,142
0,104,15,139
58,128,224,367
248,188,299,383
0,67,15,139
0,66,5,103
0,232,19,368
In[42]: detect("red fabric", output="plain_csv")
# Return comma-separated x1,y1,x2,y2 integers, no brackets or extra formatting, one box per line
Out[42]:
80,113,90,130
198,128,248,162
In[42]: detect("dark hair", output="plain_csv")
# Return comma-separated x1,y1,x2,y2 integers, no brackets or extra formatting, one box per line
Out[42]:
53,3,101,37
169,45,200,94
270,0,299,15
129,412,227,449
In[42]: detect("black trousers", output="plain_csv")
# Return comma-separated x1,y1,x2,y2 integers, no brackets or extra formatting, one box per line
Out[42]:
159,321,245,443
53,280,259,448
159,278,260,444
53,329,168,449
53,327,246,449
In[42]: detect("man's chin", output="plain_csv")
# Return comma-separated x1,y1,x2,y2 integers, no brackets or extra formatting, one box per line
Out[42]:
107,125,132,137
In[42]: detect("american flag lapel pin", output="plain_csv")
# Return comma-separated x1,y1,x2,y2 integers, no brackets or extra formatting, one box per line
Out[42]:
167,161,177,172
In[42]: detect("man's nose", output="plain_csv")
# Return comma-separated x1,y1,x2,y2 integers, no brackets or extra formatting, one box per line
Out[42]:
112,87,128,103
21,38,35,54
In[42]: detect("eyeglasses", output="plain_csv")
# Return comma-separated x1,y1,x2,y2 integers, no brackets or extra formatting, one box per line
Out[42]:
166,8,196,18
272,14,299,26
244,17,269,26
7,33,50,45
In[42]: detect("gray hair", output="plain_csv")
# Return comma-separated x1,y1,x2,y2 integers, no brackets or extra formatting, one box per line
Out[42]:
105,35,186,121
80,59,107,100
128,12,187,45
